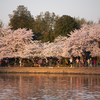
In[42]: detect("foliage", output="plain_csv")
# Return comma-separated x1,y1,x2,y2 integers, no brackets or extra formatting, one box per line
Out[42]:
9,5,34,30
74,17,94,25
7,5,99,43
33,11,59,42
54,15,80,38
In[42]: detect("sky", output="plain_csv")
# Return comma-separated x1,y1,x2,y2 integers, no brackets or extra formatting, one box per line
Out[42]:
0,0,100,26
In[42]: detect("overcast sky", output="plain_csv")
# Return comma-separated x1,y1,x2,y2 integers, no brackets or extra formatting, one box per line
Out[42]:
0,0,100,26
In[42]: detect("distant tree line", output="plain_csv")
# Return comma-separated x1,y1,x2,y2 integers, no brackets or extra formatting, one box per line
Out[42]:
0,5,100,42
0,20,4,27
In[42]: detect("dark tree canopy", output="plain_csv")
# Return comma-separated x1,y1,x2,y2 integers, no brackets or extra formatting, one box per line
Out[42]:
33,11,59,42
8,6,81,42
9,5,34,30
54,15,80,37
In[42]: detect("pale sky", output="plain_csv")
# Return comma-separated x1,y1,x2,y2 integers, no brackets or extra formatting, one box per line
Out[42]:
0,0,100,26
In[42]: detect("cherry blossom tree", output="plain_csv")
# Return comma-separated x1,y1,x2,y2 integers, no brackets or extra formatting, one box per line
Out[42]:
0,27,34,59
62,24,100,57
23,41,63,58
0,24,100,60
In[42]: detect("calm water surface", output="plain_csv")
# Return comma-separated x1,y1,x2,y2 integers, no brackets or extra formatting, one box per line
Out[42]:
0,73,100,100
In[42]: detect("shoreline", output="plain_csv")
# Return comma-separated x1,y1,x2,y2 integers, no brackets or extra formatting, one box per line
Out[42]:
0,67,100,75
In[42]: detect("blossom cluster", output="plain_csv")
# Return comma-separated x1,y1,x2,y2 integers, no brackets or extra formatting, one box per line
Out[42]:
0,27,33,59
62,24,100,57
0,24,100,59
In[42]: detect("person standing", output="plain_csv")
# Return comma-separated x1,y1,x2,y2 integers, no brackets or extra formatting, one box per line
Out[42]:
89,58,92,67
19,59,22,67
45,57,48,66
87,59,90,67
57,60,60,68
93,59,96,67
76,58,79,67
69,57,73,67
49,58,52,67
32,58,34,67
39,59,42,67
5,59,8,67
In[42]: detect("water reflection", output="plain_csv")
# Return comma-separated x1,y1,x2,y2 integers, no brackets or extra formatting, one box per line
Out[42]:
0,74,100,100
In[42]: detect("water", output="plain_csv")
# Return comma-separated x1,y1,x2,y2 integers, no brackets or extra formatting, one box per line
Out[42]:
0,74,100,100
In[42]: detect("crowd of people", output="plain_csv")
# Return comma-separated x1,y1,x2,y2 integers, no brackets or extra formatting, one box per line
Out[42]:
0,57,99,67
0,58,8,67
72,58,97,67
24,57,99,68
